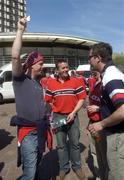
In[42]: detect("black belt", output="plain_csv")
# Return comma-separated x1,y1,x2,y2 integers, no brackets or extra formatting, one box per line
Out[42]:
29,130,37,135
55,112,69,115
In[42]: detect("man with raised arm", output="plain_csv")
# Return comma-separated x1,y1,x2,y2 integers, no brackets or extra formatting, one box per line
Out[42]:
11,17,46,180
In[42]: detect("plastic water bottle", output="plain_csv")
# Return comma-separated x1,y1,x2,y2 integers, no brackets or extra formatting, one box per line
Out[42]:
50,118,67,129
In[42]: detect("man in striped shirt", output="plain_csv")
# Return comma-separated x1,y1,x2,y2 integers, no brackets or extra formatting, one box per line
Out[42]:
45,60,86,180
88,42,124,180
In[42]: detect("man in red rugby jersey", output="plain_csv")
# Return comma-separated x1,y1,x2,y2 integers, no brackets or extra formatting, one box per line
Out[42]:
45,60,86,180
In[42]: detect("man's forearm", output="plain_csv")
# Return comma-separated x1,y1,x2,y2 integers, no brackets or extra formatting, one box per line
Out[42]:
72,99,84,115
101,104,124,128
12,21,24,76
12,17,27,76
12,29,23,60
66,99,84,122
12,30,24,76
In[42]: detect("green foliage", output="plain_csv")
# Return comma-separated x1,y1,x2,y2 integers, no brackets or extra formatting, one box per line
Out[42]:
113,53,124,66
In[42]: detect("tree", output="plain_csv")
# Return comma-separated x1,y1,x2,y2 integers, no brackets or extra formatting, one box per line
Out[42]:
113,53,124,66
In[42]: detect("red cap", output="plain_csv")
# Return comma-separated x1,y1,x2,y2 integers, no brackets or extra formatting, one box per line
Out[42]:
23,51,44,70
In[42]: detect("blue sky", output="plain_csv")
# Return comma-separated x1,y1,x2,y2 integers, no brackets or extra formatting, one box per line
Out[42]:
26,0,124,53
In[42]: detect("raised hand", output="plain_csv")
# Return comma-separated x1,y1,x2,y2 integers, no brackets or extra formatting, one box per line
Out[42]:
17,17,27,32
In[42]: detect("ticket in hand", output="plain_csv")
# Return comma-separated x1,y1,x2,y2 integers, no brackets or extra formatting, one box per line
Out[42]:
26,15,31,22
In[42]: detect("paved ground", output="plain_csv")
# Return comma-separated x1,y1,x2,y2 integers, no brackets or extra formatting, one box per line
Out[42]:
0,102,93,180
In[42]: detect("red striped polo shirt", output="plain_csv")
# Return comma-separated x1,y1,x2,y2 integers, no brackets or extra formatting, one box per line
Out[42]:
45,76,86,113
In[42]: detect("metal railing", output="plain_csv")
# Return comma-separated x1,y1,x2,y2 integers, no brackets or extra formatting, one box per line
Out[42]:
0,55,88,68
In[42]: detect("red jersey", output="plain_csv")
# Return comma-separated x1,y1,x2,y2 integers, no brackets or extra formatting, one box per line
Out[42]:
40,77,52,89
88,81,101,122
87,77,96,92
45,76,86,113
18,127,36,144
77,76,87,86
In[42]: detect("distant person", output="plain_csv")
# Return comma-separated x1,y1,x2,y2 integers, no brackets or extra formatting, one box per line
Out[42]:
11,17,46,180
40,72,51,90
87,71,108,180
70,70,77,77
87,71,97,92
45,60,87,180
76,71,88,93
88,42,124,180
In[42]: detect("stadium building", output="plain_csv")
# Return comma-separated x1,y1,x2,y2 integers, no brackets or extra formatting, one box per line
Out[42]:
0,0,100,70
0,32,100,70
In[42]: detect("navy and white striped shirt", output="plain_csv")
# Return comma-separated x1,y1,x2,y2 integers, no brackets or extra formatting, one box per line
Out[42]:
101,63,124,131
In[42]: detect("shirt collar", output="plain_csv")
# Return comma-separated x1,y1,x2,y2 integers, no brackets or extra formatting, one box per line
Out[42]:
101,60,114,77
56,75,70,83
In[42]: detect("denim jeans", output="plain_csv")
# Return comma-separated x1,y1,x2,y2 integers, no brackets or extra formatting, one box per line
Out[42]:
20,131,41,180
55,116,81,173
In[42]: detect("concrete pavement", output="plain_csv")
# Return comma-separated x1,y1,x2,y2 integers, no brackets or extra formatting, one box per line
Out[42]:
0,102,93,180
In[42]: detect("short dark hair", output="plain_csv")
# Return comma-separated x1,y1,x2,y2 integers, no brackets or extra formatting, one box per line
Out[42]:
90,42,113,62
55,59,68,70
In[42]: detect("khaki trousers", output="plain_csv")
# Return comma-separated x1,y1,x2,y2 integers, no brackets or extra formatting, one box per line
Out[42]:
107,132,124,180
88,130,108,180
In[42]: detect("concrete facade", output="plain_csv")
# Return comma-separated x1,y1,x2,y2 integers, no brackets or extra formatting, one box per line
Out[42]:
0,32,100,68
